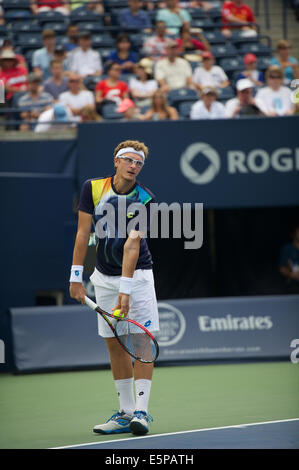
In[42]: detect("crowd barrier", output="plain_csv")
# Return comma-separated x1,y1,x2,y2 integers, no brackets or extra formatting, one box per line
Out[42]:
10,295,299,372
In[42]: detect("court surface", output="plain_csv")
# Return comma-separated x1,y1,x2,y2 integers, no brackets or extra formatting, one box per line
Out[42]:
0,361,298,449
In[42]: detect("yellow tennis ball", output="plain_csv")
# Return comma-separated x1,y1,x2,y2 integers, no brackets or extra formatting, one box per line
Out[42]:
113,309,125,318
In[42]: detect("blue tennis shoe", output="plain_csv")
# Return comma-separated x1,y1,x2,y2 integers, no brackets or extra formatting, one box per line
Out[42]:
93,411,132,434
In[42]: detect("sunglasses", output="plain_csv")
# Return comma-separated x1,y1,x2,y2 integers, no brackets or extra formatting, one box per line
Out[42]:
269,76,282,79
117,156,144,168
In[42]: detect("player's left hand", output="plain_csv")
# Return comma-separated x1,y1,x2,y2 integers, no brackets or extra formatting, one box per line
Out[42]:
113,293,130,317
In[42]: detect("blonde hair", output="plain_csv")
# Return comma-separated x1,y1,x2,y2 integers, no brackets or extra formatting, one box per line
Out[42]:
113,139,149,160
276,39,291,50
266,65,284,80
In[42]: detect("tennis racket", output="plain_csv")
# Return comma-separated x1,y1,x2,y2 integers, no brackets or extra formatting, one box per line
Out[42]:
84,296,159,364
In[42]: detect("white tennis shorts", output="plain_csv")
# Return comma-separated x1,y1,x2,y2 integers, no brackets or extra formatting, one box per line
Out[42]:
90,268,159,338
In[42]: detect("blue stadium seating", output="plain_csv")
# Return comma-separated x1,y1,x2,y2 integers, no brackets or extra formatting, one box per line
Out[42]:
16,34,42,50
191,18,214,30
70,9,104,23
217,86,235,102
211,44,238,59
219,57,244,74
257,56,272,71
83,75,103,92
101,101,122,119
78,21,104,34
37,11,66,25
178,100,197,119
239,42,272,57
204,31,227,45
42,22,69,34
167,88,198,107
92,34,115,48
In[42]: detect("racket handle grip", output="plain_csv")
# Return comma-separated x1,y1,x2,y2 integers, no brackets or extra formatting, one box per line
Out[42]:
84,296,98,311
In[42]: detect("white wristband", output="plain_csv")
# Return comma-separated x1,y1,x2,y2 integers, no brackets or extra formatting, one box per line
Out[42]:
119,276,133,295
70,265,83,283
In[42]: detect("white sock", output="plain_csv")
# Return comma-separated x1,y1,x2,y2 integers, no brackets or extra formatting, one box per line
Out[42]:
135,379,152,413
114,378,135,416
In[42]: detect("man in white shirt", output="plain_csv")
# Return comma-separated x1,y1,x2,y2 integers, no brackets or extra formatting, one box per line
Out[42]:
255,66,295,117
68,31,102,78
193,51,230,91
190,87,227,119
154,39,193,92
59,73,95,121
35,103,75,133
225,78,264,118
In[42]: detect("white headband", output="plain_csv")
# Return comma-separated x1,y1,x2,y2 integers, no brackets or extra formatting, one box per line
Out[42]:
115,147,145,161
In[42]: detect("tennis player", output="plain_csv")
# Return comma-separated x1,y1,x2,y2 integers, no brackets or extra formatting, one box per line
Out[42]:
69,140,159,436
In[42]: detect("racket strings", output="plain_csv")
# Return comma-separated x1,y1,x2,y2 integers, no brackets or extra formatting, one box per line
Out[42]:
115,320,157,363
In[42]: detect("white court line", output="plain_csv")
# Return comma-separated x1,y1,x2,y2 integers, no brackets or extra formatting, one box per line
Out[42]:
51,417,299,449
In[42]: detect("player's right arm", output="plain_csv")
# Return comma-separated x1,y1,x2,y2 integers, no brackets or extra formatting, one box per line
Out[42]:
69,210,93,304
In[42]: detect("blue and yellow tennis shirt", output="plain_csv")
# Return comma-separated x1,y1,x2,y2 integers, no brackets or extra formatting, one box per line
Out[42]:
78,175,156,276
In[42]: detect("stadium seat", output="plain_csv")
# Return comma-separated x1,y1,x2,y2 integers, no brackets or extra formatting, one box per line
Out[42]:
42,22,69,34
188,8,208,19
78,21,104,34
101,101,122,120
4,9,32,20
16,34,42,50
217,86,235,102
130,33,146,50
70,9,103,23
37,11,66,25
230,30,260,45
95,48,114,63
219,57,244,74
91,34,114,48
83,75,103,92
257,56,272,71
167,88,198,107
0,25,7,37
211,44,238,59
178,101,197,119
191,18,214,30
10,20,41,35
204,31,227,45
104,0,129,10
2,0,30,7
208,7,222,22
238,43,272,57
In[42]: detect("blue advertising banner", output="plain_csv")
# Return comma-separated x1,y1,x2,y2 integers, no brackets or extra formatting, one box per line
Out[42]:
10,295,299,372
77,117,299,208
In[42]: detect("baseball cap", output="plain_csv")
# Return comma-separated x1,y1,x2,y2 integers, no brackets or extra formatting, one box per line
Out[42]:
54,44,65,53
117,99,135,113
244,53,257,65
236,78,253,91
53,104,68,122
202,51,214,59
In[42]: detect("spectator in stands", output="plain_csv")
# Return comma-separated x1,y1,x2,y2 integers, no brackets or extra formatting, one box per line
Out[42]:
180,1,213,11
59,72,95,121
225,78,263,117
270,40,299,86
108,34,138,74
31,0,70,15
80,105,102,122
117,98,141,121
72,0,104,14
64,24,79,52
142,21,169,60
156,0,192,35
35,103,75,133
68,31,102,78
95,62,129,111
129,61,158,107
236,53,264,87
141,89,178,120
255,66,296,117
0,50,28,104
118,0,152,33
154,39,193,93
43,59,69,100
190,87,227,119
32,29,56,81
17,73,54,131
0,0,4,25
176,24,209,56
221,0,257,38
193,51,230,91
0,38,27,71
53,44,70,73
279,221,299,294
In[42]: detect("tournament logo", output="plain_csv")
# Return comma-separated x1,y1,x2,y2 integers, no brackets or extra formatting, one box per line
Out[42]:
156,303,186,347
180,142,221,185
